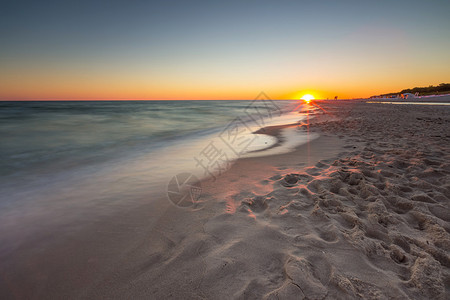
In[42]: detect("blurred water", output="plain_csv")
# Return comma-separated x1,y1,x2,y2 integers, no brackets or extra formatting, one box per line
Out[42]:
0,101,271,175
0,100,312,253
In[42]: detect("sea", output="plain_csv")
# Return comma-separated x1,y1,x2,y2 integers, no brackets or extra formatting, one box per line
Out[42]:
0,100,316,253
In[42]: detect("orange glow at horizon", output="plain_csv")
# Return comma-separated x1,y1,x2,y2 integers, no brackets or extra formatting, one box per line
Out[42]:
1,71,449,100
1,1,450,101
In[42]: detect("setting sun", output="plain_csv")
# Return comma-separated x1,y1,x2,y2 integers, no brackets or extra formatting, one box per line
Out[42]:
301,94,315,102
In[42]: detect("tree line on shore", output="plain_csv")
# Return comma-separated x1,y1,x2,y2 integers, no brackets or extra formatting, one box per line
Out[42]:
378,83,450,97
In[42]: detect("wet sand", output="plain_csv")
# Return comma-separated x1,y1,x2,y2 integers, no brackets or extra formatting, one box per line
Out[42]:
1,100,449,299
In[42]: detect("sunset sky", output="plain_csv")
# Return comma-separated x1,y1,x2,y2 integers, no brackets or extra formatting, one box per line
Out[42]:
1,0,449,100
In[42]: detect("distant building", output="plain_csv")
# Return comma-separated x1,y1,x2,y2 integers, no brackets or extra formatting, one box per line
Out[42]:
369,94,398,99
401,93,417,99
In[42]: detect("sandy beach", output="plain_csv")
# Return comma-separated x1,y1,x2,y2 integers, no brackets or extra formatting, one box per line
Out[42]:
1,100,449,299
2,0,450,298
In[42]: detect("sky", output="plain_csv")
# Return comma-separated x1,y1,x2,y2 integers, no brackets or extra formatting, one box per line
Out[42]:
1,0,449,100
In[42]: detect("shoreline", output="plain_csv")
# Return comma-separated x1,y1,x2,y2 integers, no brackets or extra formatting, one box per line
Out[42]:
0,112,343,298
1,100,449,299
